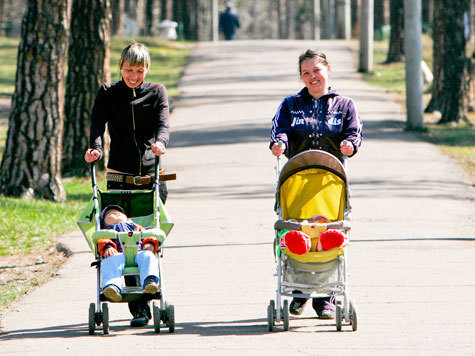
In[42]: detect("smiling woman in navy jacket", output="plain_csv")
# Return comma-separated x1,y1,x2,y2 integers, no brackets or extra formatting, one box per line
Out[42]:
269,49,363,319
270,49,362,162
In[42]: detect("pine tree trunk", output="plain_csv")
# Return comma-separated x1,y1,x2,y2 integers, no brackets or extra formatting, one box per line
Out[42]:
386,0,404,63
424,0,443,113
144,0,155,36
62,0,111,177
111,0,124,36
0,0,69,201
374,0,385,39
433,0,470,123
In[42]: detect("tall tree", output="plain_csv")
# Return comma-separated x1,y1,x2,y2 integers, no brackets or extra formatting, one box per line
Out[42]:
425,0,470,123
374,0,386,39
111,0,124,36
144,0,156,36
276,0,287,38
386,0,404,62
173,0,199,40
0,0,70,201
62,0,111,177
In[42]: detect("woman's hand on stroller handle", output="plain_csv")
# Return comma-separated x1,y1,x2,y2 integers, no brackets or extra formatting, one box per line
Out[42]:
340,140,353,156
85,148,100,163
151,141,166,156
271,140,286,157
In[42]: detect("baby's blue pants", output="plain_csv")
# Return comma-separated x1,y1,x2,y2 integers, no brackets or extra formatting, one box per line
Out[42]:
101,250,159,291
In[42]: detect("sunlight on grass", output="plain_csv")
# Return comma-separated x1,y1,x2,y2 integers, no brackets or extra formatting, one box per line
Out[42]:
0,177,94,255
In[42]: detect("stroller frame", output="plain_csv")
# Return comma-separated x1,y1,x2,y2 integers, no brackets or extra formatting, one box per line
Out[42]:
78,158,176,335
267,149,357,332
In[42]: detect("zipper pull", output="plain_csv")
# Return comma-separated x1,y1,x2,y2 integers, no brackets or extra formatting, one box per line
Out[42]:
132,88,136,98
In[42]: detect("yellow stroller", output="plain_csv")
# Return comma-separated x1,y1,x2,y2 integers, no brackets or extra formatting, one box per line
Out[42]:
77,161,176,335
267,149,357,332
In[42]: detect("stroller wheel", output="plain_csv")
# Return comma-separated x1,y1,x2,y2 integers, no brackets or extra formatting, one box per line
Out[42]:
88,303,96,335
102,302,109,335
166,303,175,333
267,301,275,332
153,302,161,333
283,299,290,331
350,301,358,332
160,302,168,323
335,305,342,332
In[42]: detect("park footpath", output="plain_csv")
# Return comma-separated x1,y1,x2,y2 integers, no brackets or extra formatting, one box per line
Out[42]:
0,40,474,355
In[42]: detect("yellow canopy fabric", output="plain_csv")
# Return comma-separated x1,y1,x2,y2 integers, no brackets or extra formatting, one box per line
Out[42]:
283,247,344,263
280,168,345,221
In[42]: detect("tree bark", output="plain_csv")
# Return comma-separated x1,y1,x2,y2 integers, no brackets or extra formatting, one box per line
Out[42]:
111,0,124,36
386,0,404,63
374,0,386,39
0,0,70,201
62,0,111,177
426,0,470,123
144,0,155,36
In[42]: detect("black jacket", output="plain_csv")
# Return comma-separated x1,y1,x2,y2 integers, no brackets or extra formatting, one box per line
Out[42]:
90,80,170,175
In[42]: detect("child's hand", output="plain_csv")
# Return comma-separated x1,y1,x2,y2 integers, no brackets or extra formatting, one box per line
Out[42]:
309,214,329,223
143,243,155,252
103,247,118,258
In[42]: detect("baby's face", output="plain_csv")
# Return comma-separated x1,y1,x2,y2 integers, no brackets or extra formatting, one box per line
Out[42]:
104,209,127,225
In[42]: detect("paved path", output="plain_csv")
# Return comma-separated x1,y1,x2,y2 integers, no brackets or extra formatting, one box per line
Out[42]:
1,40,474,355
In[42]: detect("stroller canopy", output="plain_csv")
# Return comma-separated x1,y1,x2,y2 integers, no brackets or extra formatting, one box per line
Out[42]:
278,150,348,222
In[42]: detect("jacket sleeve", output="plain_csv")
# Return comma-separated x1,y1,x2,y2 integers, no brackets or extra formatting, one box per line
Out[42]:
151,84,170,147
342,99,363,156
89,85,108,159
269,98,291,152
98,239,117,257
141,237,159,253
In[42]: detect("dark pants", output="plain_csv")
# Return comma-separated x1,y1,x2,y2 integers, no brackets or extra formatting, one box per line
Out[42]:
106,179,167,319
293,291,335,312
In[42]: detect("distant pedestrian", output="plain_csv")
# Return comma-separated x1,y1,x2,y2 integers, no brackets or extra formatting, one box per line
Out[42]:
219,2,240,40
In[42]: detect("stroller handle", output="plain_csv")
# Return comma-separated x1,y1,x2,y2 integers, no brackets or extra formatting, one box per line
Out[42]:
274,219,351,232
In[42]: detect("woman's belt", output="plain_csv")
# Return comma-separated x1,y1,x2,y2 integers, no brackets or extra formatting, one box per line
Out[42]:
106,173,154,185
106,172,176,185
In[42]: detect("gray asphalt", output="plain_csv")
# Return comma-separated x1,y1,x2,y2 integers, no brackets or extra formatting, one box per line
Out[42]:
1,40,474,356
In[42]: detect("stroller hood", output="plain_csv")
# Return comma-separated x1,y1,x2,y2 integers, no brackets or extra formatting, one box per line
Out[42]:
277,150,349,222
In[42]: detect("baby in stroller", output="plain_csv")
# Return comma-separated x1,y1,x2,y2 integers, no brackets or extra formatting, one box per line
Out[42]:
98,205,160,302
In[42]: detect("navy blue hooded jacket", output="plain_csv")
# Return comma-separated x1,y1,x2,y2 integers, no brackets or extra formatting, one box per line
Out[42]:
270,87,362,161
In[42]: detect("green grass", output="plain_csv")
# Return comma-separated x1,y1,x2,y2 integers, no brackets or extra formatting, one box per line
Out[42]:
0,38,18,97
0,176,106,256
0,283,35,308
362,38,475,182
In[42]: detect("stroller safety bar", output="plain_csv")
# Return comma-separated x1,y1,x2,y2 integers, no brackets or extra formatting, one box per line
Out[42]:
274,219,351,232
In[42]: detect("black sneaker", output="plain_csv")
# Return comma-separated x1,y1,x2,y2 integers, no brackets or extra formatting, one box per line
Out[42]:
130,315,149,327
129,301,150,327
143,276,158,294
289,298,307,315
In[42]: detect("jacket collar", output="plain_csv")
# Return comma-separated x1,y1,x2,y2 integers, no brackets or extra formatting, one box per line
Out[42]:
119,79,146,94
298,87,338,102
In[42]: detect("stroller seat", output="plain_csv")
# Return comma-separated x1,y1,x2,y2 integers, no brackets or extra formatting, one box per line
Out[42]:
91,227,166,280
